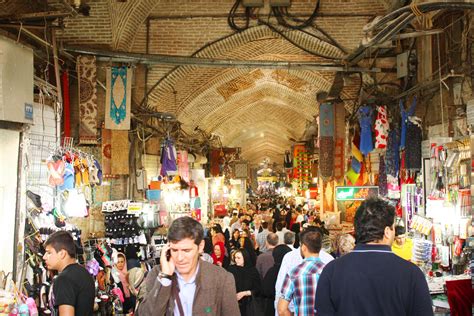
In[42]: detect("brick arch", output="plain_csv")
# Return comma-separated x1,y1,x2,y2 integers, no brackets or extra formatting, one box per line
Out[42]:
146,24,344,112
109,0,159,51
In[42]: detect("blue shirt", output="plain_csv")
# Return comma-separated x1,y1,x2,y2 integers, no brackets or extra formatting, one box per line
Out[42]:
158,265,199,316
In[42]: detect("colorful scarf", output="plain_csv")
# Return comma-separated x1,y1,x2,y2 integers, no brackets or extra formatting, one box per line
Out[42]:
211,242,226,266
115,253,130,298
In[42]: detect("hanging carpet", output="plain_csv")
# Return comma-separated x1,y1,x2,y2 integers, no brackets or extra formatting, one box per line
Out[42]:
77,55,98,144
105,66,132,130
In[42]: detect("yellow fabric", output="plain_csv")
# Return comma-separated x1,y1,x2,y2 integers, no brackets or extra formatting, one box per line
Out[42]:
392,238,413,261
351,143,363,162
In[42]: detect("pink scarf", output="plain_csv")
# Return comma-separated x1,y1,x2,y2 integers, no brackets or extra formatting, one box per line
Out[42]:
116,253,130,298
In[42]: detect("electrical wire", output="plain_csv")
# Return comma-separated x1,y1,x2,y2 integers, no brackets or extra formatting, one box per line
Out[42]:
275,1,320,30
258,19,341,60
227,0,251,32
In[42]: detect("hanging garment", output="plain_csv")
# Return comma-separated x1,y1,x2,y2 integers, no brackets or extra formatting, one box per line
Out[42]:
378,156,388,197
48,159,65,187
405,122,422,170
399,96,417,150
358,106,374,156
177,150,189,181
284,151,292,169
160,139,178,176
59,162,75,191
387,175,401,199
385,128,400,177
334,103,346,180
374,105,389,149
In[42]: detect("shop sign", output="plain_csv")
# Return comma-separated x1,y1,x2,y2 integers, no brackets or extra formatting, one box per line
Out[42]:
335,186,379,201
127,202,143,215
102,200,130,212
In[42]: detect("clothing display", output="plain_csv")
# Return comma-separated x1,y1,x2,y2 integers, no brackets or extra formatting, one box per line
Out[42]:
375,105,389,149
358,105,374,156
400,96,417,150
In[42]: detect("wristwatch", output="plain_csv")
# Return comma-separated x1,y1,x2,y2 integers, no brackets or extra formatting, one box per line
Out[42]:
158,271,173,280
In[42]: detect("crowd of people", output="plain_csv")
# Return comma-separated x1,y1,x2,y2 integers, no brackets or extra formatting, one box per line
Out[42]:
43,196,433,315
136,196,433,316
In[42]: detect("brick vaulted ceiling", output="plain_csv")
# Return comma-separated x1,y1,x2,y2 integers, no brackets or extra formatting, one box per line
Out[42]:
1,0,390,165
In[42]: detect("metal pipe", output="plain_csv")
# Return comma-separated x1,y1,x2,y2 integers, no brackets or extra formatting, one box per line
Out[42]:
64,46,380,72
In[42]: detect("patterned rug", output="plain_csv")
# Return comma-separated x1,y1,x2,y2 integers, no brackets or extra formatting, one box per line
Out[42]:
319,136,334,180
111,130,130,175
334,102,346,180
105,66,132,130
319,102,335,137
77,55,98,144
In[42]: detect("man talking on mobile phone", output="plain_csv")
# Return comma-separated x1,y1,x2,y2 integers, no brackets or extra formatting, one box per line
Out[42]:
137,216,240,316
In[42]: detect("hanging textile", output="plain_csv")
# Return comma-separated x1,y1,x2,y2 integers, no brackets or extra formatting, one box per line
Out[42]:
374,105,389,149
378,155,388,197
385,127,400,177
77,55,98,144
334,103,346,180
178,150,189,181
358,105,374,156
346,132,362,184
101,127,112,175
405,122,422,170
319,102,335,179
105,66,132,130
399,96,417,150
61,70,71,138
111,130,129,175
160,139,178,176
284,150,292,169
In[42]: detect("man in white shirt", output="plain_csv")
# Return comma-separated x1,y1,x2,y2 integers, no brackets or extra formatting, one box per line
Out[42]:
276,222,290,245
274,226,334,315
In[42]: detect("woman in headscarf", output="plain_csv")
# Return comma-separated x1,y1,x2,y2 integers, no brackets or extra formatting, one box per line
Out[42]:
228,229,241,252
210,224,226,246
227,249,262,316
261,244,292,316
240,235,257,267
211,241,230,269
113,252,136,313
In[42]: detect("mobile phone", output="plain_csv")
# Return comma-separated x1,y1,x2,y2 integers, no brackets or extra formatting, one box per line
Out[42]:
166,249,171,261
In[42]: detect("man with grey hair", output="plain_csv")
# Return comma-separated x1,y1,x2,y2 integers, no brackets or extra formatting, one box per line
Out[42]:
283,231,295,250
256,232,279,279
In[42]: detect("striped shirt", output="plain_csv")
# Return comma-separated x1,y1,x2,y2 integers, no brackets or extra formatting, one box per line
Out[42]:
280,256,325,315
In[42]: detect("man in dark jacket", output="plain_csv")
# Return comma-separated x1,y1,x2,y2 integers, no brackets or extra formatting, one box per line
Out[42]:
315,197,433,316
137,216,240,316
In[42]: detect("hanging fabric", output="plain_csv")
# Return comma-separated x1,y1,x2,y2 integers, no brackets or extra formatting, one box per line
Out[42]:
399,96,417,150
177,150,190,181
319,102,335,179
105,66,133,130
334,103,346,180
358,105,374,156
405,120,422,170
374,105,389,149
160,138,178,176
378,155,388,197
385,127,400,177
77,55,98,144
284,150,292,169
